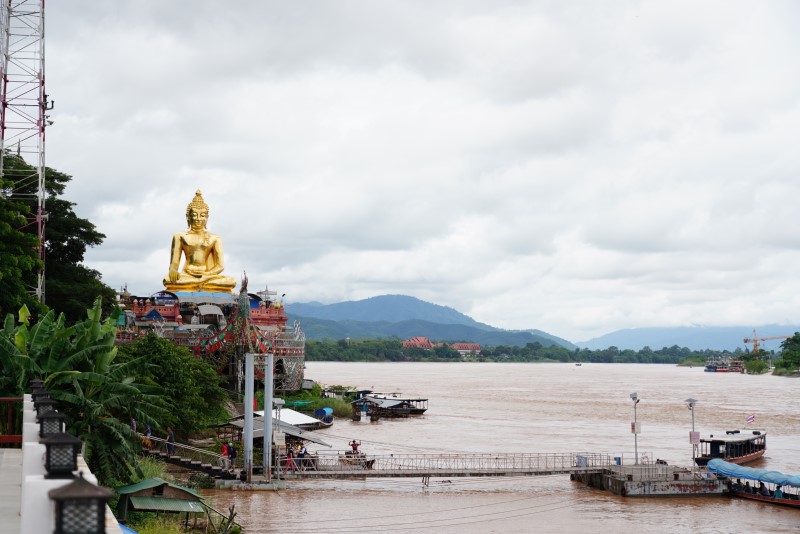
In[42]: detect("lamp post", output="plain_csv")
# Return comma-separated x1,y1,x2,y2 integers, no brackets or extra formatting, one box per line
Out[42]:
630,392,640,464
38,410,66,439
685,398,698,468
41,432,82,479
49,472,113,534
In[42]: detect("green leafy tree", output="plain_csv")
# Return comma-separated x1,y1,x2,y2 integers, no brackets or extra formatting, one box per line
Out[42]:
777,333,800,369
118,334,229,436
1,153,116,322
0,156,45,318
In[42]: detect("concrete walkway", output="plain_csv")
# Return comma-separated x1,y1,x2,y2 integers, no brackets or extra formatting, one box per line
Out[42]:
0,449,22,533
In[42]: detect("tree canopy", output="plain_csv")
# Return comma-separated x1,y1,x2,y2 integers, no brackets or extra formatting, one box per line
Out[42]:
0,153,116,322
117,334,230,436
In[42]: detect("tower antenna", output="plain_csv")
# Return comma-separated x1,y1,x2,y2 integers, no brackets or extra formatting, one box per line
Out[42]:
0,0,50,302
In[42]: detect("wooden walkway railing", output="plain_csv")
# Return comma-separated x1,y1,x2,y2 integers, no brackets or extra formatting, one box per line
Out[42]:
0,397,22,447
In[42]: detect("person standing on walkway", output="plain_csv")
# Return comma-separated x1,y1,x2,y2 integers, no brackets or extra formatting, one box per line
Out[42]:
166,427,176,456
143,423,152,449
220,441,229,469
228,442,237,472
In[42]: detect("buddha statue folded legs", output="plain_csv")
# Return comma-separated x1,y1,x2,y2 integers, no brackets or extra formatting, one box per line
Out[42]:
163,190,237,293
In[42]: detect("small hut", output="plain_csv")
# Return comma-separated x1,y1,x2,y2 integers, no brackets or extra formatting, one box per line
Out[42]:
116,477,205,525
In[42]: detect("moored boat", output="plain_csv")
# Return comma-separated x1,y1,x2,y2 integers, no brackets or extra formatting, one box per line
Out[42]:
694,429,766,466
728,359,744,373
707,458,800,508
705,356,730,372
367,392,428,415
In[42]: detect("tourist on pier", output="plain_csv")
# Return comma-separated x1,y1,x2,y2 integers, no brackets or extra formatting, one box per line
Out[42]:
349,439,361,453
297,444,307,470
166,427,176,456
228,442,237,472
285,448,297,473
220,441,230,469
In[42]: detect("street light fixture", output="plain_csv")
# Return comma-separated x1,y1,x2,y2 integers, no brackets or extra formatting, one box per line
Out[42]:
685,398,698,467
49,472,113,534
630,392,640,464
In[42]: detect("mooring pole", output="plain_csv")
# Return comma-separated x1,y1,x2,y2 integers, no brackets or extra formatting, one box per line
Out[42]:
263,353,274,481
244,352,254,483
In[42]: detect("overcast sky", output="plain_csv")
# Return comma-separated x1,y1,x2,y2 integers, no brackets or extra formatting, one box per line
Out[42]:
42,1,800,343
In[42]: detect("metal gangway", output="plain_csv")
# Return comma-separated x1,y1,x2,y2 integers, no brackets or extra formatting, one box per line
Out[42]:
142,435,238,480
280,451,612,481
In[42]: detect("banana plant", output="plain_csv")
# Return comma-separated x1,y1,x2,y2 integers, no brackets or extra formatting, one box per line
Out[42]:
1,298,167,484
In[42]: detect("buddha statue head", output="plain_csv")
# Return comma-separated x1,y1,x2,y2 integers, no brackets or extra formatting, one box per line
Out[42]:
186,190,209,231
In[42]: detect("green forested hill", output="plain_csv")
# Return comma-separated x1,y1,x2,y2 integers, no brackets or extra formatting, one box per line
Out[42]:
287,301,576,349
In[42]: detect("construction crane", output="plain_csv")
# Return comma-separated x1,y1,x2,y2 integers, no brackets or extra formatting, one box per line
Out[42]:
742,330,789,354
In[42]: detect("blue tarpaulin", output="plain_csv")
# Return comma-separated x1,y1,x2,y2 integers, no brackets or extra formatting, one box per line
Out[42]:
314,407,334,423
707,459,800,487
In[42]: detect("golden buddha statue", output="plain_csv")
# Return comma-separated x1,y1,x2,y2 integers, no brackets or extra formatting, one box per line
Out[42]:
163,190,236,292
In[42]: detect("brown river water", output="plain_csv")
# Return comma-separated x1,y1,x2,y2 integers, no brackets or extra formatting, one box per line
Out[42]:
203,362,800,533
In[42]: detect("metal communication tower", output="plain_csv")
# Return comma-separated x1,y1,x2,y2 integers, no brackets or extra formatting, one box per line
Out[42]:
0,0,50,302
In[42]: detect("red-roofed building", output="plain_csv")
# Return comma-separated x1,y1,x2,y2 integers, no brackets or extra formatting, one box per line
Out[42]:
402,336,435,350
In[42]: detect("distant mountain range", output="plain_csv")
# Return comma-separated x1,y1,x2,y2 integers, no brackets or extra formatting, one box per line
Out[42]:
286,294,799,352
287,295,575,349
575,325,800,352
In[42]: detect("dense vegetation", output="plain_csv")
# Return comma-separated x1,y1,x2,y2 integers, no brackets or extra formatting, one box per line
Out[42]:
774,333,800,375
0,154,116,322
0,300,231,485
117,334,230,437
305,338,749,364
0,299,165,484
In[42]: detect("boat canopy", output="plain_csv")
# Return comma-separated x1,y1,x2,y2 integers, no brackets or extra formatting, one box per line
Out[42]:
707,459,800,488
354,396,407,408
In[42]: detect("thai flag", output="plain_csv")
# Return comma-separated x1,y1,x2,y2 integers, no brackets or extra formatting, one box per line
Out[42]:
746,414,756,424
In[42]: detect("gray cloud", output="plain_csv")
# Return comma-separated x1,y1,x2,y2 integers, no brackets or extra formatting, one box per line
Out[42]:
41,1,800,342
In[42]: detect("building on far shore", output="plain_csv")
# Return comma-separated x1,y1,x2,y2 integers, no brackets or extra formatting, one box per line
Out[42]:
449,342,481,358
402,337,481,358
401,336,435,350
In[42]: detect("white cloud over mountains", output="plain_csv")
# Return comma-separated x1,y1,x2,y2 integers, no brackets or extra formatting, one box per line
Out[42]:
43,1,800,342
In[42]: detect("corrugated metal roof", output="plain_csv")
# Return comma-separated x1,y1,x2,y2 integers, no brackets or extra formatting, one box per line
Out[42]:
116,477,169,495
129,497,206,513
228,418,332,447
117,478,201,498
172,291,237,304
198,304,224,316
